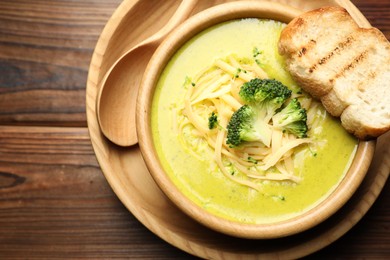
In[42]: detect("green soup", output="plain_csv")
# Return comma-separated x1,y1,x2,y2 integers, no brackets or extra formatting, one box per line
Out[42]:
151,19,357,224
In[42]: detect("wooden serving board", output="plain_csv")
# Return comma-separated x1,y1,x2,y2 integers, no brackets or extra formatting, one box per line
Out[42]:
86,0,390,258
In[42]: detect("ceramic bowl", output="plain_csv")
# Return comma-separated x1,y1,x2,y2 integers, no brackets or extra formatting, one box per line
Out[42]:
136,1,375,239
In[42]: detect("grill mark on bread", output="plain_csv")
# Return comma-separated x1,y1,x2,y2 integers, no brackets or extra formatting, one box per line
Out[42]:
308,35,355,73
333,50,369,80
297,47,307,57
297,39,316,57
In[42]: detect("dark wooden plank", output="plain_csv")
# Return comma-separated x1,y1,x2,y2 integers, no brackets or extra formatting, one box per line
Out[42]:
0,126,389,258
353,0,390,38
0,0,389,127
0,0,122,126
0,126,192,259
0,0,389,258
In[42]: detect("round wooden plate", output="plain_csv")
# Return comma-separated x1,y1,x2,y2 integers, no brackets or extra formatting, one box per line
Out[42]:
86,0,390,258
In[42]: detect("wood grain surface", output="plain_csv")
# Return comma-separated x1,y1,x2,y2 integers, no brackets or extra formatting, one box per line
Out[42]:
0,0,389,259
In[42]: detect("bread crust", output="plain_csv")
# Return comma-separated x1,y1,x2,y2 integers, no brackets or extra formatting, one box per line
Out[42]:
278,6,390,139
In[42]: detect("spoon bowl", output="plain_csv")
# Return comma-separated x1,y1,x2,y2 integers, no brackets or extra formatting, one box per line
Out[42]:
96,0,197,147
96,45,157,146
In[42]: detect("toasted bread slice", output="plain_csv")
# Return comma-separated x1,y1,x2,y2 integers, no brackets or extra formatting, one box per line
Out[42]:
278,6,390,139
321,28,390,118
341,64,390,139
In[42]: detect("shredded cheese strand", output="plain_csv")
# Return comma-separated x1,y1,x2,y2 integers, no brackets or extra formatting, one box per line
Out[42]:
260,139,312,171
176,54,316,190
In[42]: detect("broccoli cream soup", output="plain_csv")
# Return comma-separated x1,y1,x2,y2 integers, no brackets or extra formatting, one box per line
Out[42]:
151,19,357,224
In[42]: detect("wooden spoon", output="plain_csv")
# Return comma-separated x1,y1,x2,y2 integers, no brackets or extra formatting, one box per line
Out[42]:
96,0,197,147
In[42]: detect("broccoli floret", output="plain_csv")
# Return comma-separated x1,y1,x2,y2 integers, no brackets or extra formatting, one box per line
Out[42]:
272,98,308,138
226,105,272,147
208,112,218,130
239,78,292,122
226,78,295,147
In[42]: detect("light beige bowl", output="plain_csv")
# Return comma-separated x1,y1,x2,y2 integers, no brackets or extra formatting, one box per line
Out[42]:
137,1,375,239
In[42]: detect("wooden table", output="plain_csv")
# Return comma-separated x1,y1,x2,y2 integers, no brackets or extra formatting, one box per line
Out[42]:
0,0,389,258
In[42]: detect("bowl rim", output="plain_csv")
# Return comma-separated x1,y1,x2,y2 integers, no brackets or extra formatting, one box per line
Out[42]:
136,0,375,239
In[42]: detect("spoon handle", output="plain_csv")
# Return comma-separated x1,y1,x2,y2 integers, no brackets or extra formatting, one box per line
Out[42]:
151,0,198,41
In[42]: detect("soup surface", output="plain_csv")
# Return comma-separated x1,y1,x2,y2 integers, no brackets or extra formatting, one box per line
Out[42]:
151,19,357,224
